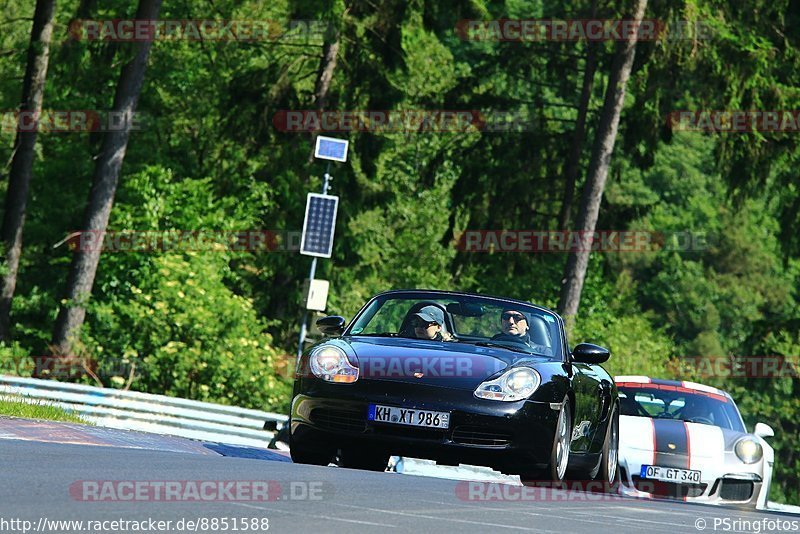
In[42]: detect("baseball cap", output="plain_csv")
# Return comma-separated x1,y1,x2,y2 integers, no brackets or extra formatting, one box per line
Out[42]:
414,305,445,326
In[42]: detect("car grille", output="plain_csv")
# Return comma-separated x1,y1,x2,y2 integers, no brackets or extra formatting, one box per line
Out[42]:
309,408,366,433
719,479,754,501
631,476,707,498
451,426,513,447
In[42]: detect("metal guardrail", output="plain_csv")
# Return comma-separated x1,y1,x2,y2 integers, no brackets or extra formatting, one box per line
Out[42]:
0,375,287,449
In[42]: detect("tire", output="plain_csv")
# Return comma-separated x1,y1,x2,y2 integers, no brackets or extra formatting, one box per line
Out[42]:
520,396,572,484
289,429,333,466
339,445,390,472
549,397,572,481
597,404,619,491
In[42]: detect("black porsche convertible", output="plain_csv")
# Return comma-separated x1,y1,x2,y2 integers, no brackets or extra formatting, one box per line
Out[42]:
290,289,619,483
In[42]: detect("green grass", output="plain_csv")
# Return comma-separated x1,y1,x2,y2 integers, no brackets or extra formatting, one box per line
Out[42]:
0,396,90,424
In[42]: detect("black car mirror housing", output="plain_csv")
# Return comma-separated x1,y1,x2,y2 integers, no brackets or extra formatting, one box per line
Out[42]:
571,343,610,364
316,315,346,336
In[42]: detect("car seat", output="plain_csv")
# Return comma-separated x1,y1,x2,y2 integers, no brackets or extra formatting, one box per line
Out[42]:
527,315,552,348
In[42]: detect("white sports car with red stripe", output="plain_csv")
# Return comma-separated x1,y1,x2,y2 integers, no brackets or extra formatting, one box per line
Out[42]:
615,376,775,509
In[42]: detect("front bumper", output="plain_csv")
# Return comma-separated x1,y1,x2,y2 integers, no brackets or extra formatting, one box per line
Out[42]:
290,378,561,472
619,453,767,508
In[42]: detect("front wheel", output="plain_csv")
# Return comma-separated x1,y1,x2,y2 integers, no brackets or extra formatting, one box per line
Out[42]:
550,397,572,481
520,397,572,484
597,404,619,490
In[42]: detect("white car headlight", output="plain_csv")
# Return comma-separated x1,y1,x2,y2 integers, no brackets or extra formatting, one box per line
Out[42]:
735,437,763,464
309,346,359,383
474,367,540,402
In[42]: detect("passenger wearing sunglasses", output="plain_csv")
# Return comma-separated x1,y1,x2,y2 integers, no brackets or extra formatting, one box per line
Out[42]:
492,308,549,354
411,306,455,341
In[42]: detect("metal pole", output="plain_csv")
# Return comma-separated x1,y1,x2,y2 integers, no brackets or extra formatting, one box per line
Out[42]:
296,163,332,359
296,257,317,359
321,161,332,194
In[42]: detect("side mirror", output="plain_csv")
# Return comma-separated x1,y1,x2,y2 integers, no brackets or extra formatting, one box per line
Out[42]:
316,315,346,336
571,343,610,364
754,422,774,439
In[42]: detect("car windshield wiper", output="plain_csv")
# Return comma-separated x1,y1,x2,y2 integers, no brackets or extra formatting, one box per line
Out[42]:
351,332,399,337
682,417,712,425
469,341,532,354
350,332,399,337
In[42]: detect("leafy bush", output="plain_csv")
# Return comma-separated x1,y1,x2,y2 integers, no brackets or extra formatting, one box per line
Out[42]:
85,253,291,411
76,166,292,411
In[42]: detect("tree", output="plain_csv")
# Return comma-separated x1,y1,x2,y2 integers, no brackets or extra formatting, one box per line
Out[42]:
51,0,163,357
557,0,599,231
307,23,340,162
558,0,648,324
0,0,57,340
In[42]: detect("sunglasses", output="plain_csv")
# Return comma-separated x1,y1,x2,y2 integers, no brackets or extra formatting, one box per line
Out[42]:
501,312,526,323
414,320,438,328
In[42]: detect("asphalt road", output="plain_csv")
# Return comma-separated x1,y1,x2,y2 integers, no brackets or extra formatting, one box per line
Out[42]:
1,435,796,534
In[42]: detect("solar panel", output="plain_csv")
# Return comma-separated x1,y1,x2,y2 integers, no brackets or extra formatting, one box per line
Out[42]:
300,193,339,257
314,136,349,162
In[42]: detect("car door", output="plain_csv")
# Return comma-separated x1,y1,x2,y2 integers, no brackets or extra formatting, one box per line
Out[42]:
570,360,603,453
561,320,606,454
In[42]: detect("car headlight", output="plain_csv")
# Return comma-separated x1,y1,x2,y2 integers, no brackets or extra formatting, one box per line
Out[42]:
735,437,763,464
309,346,359,383
474,367,540,402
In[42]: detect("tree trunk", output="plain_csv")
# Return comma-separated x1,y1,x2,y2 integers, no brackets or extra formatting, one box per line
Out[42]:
558,0,648,326
0,0,57,341
308,30,340,162
51,0,163,356
313,36,340,112
557,39,599,230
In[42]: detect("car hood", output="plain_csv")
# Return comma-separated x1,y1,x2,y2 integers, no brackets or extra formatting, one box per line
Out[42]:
620,415,763,468
339,336,547,389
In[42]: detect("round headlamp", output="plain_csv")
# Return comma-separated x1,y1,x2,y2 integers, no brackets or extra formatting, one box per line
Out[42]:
734,437,763,464
309,346,359,383
475,367,540,402
505,368,538,396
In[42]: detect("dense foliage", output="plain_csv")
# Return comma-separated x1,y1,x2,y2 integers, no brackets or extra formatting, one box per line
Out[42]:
0,0,797,502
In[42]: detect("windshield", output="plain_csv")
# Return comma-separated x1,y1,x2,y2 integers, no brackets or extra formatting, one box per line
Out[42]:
346,293,562,360
617,382,745,433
